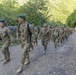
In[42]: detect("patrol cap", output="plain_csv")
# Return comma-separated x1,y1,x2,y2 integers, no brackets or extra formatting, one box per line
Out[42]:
18,14,26,20
0,20,5,24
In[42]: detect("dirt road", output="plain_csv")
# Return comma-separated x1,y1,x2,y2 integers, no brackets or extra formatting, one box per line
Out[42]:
0,32,76,75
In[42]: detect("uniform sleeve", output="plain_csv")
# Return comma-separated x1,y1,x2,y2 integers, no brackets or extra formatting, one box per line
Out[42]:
16,26,19,38
16,23,21,38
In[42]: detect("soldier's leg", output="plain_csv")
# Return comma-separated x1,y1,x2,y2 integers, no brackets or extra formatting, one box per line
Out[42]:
54,36,58,49
62,34,64,42
28,42,33,51
54,36,56,48
1,46,10,64
60,37,63,44
3,47,10,65
44,40,48,52
16,42,30,73
6,47,10,60
41,40,46,54
55,38,57,49
24,50,30,65
1,48,7,60
22,50,29,64
53,36,56,44
41,39,44,46
57,37,59,46
35,37,38,46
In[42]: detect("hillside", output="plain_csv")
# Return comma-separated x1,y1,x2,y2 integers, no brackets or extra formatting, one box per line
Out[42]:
48,0,76,23
0,0,76,25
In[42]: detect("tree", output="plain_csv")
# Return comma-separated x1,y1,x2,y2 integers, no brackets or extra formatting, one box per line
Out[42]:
66,10,76,28
19,0,50,26
0,0,19,25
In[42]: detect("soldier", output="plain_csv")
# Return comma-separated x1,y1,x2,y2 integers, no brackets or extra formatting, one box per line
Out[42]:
53,27,59,49
38,23,49,54
16,14,35,73
0,20,11,64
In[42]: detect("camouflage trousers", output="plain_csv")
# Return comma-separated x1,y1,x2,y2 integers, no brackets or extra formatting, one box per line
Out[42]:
21,41,30,64
35,36,38,45
1,40,10,60
41,39,48,51
53,36,59,48
10,35,14,45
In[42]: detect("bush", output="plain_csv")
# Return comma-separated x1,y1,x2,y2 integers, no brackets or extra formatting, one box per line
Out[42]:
66,10,76,28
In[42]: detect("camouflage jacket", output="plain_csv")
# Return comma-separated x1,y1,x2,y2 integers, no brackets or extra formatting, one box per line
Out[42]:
39,28,49,40
17,22,35,43
0,27,10,44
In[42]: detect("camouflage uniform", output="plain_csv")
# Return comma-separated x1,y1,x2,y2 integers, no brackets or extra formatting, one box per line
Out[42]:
34,26,38,46
0,27,10,63
17,22,35,65
39,27,49,53
53,28,59,49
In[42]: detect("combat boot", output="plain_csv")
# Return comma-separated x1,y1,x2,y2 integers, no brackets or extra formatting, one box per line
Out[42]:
3,59,10,65
43,51,46,54
24,57,30,65
3,53,10,65
16,64,23,74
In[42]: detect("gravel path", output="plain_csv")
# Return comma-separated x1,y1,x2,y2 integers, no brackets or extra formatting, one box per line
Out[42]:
0,32,76,75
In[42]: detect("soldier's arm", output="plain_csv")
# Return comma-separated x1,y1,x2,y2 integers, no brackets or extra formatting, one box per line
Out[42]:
6,27,12,37
16,23,21,39
38,29,42,37
16,27,19,39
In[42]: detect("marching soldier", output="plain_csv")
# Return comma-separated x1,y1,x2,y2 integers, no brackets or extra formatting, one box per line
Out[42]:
0,20,11,64
53,27,59,49
38,23,49,54
16,14,35,73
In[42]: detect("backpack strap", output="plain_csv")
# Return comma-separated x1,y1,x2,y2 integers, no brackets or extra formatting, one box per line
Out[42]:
27,23,32,43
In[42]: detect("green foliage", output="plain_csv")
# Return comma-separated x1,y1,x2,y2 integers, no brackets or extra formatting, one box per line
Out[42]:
0,0,50,26
0,0,19,25
19,0,50,26
48,0,76,23
47,20,64,26
0,0,76,27
66,10,76,28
